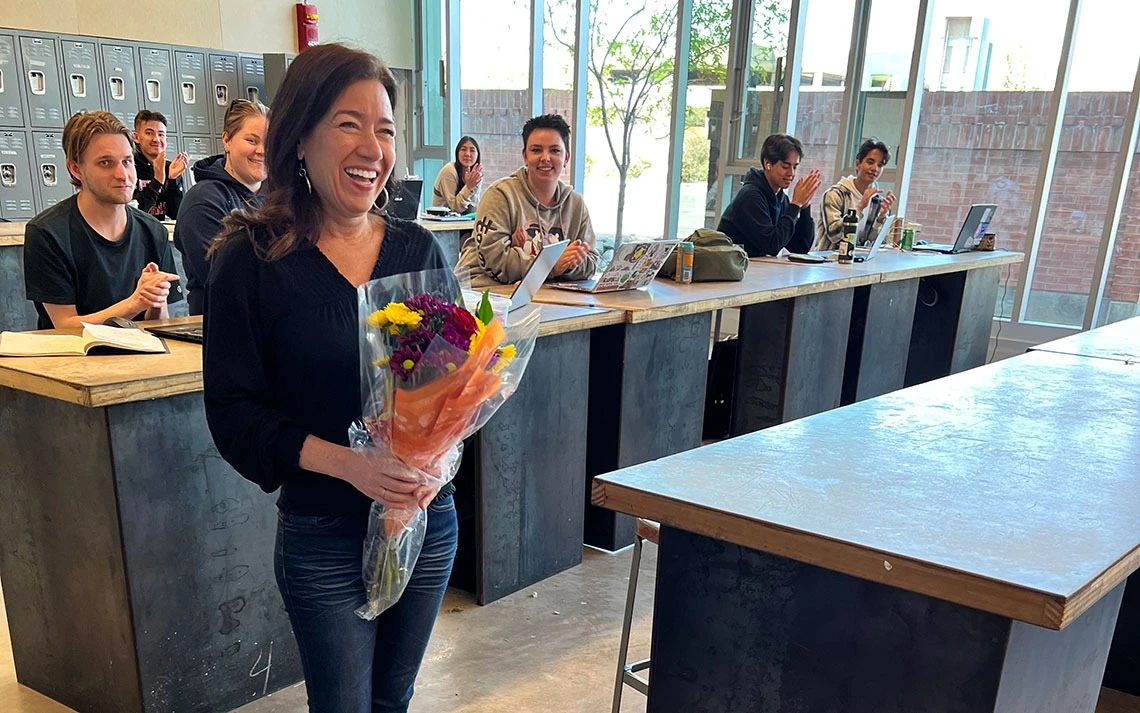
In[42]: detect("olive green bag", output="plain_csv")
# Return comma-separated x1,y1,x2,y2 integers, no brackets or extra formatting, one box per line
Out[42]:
658,228,749,282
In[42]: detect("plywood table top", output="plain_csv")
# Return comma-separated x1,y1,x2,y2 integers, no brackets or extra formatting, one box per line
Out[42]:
532,250,1023,323
532,264,880,323
534,303,625,336
594,349,1140,630
0,302,618,406
1030,315,1140,364
0,317,204,407
752,248,1024,283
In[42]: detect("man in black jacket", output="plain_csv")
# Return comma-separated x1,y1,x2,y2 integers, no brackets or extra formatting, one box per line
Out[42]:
132,109,189,219
718,133,822,257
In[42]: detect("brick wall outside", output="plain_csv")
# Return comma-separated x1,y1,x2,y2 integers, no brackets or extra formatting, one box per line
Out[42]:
798,90,1140,304
465,87,1140,304
460,89,574,186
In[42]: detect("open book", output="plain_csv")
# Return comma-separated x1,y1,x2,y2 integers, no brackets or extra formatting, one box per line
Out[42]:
0,322,169,357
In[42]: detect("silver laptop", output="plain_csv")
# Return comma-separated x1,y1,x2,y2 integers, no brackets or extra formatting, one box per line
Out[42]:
913,204,996,254
804,215,893,263
507,240,570,311
549,240,679,293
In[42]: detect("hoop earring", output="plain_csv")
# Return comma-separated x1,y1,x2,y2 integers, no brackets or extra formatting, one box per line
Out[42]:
375,186,390,212
298,161,312,194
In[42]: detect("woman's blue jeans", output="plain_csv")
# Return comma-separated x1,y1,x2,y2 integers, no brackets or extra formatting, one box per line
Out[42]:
274,495,458,713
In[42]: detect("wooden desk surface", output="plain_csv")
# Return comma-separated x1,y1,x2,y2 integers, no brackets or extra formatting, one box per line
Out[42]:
752,248,1023,283
0,316,204,407
1030,315,1140,364
0,304,619,407
0,222,24,246
532,264,880,323
593,349,1140,630
534,250,1023,323
534,304,625,336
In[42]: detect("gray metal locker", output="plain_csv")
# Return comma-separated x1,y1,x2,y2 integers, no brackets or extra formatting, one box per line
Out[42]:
214,136,225,155
60,38,102,118
207,53,239,139
173,50,210,137
0,35,26,128
238,53,265,105
18,35,66,128
263,53,293,105
99,41,141,129
0,130,36,220
181,135,214,163
137,46,176,125
31,130,73,209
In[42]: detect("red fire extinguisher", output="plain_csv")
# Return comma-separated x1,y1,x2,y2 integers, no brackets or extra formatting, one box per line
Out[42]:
295,4,319,52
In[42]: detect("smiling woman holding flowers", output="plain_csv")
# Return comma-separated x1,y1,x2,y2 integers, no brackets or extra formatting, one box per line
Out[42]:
202,43,457,713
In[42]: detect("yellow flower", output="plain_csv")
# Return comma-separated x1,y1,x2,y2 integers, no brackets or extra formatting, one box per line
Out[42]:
402,359,415,370
366,310,389,329
490,344,517,374
382,303,423,329
469,317,487,354
446,363,457,372
372,356,391,367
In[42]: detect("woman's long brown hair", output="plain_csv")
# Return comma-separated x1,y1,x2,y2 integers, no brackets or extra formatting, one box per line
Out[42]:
212,43,399,262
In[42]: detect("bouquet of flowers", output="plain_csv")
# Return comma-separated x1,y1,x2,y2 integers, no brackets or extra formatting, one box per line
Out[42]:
350,268,540,619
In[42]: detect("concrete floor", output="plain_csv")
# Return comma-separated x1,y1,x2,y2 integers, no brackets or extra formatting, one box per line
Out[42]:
2,544,1139,713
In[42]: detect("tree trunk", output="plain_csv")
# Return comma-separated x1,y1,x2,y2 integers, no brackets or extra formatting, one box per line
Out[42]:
615,168,627,249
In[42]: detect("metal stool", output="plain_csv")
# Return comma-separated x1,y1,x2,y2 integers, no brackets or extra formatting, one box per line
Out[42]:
612,518,660,713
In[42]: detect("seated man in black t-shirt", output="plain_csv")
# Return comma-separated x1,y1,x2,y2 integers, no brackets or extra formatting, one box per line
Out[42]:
23,111,183,329
132,109,189,220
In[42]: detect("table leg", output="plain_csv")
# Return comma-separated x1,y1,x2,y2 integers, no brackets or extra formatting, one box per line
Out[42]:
584,314,709,551
1104,572,1140,694
0,389,301,713
430,229,466,269
906,266,1000,386
731,289,853,436
843,278,919,404
458,329,589,604
649,526,1123,713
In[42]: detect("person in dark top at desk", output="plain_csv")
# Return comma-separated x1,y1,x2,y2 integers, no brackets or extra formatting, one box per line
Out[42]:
176,98,268,315
717,133,822,257
23,110,182,329
132,109,190,220
203,43,456,713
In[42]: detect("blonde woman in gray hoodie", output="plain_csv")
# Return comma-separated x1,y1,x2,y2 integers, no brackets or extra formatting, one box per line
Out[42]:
812,138,896,251
457,114,598,288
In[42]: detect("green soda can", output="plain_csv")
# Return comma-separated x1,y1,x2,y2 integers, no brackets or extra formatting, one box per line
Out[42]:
901,227,915,252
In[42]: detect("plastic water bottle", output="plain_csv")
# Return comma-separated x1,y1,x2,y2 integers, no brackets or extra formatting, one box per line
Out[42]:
838,209,857,263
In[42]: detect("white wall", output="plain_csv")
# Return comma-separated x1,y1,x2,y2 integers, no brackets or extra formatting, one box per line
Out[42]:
4,0,415,69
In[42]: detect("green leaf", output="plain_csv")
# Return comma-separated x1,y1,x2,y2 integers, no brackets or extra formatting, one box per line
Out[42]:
476,290,495,325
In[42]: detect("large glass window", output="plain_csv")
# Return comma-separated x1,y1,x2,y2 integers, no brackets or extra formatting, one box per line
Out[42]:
460,0,533,184
544,0,579,181
908,0,1070,320
737,0,792,162
851,0,919,179
1096,146,1140,326
1025,3,1140,327
678,0,733,237
794,0,857,183
580,0,678,251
